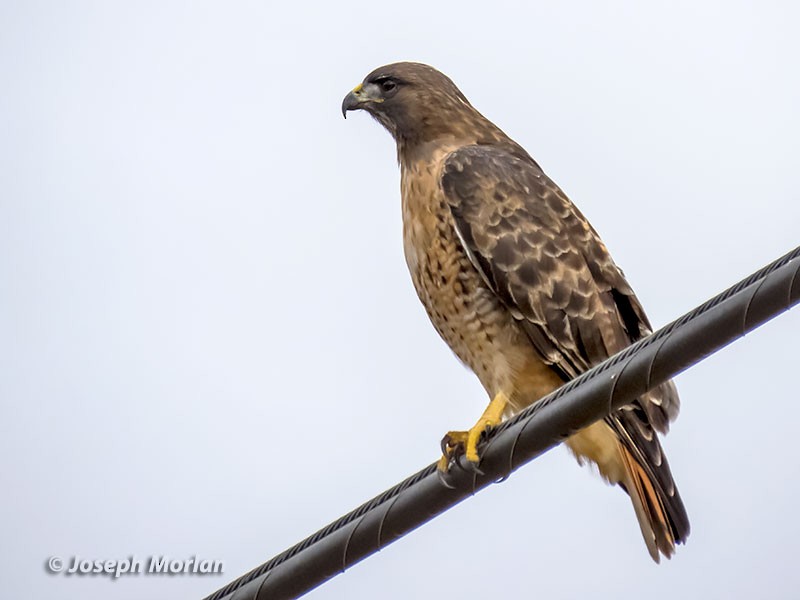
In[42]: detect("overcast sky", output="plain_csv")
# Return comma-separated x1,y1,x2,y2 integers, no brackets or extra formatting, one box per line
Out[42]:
2,1,800,599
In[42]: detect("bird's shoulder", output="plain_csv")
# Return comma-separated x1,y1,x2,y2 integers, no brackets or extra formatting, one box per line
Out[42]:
439,144,615,317
439,144,585,245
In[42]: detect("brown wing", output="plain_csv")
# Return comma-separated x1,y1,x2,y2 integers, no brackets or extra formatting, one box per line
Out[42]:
441,144,689,543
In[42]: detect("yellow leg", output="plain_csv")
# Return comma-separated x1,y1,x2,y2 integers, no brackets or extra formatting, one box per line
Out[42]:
438,391,509,471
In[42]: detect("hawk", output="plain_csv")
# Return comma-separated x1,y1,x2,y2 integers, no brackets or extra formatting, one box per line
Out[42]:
342,62,689,561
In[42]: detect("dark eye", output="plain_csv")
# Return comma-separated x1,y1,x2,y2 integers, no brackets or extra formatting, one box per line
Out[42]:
380,79,396,93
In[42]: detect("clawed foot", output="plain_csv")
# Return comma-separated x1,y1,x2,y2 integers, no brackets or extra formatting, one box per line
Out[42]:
436,421,495,475
436,392,509,479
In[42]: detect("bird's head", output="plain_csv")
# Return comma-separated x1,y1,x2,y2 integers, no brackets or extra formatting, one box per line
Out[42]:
342,62,491,151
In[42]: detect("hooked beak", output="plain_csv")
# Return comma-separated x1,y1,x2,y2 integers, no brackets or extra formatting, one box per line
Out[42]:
341,82,383,118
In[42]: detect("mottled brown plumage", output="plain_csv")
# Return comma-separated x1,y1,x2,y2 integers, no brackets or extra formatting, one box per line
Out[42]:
343,62,689,561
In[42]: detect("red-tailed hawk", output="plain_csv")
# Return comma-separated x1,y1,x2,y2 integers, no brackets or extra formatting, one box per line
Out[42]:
342,62,689,561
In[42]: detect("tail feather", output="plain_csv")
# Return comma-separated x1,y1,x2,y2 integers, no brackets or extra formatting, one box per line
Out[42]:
607,407,691,561
618,445,677,562
566,420,690,562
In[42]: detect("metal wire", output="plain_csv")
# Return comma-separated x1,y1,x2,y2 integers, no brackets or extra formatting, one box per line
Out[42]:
203,245,800,600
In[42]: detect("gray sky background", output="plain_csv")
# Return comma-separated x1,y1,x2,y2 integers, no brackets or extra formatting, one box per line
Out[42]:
2,2,800,599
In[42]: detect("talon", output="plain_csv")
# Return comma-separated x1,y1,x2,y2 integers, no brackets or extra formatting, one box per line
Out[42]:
438,430,468,473
437,422,493,473
436,463,457,489
451,454,472,473
440,434,453,457
437,392,509,475
459,455,485,475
